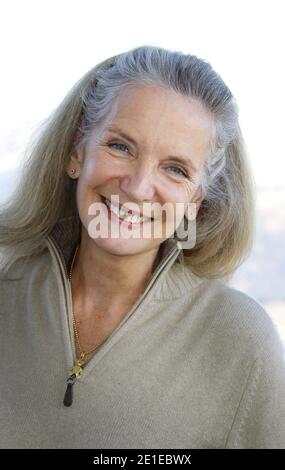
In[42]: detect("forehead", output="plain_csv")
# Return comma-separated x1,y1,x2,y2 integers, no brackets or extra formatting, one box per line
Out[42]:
107,84,215,142
96,85,215,172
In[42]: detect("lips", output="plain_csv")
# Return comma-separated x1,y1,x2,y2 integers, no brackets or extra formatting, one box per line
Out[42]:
101,196,154,220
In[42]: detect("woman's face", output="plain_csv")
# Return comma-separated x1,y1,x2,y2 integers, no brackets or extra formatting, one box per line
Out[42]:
68,84,214,256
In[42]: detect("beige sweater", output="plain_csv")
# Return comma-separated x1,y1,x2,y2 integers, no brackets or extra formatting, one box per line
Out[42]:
0,216,285,449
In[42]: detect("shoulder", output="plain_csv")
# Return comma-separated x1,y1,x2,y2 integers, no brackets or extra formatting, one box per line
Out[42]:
219,285,285,448
212,280,276,332
167,260,284,360
197,277,284,361
0,244,52,282
205,278,273,327
0,245,57,323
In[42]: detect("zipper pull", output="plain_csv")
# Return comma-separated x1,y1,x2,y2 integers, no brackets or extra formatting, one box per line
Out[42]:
63,358,85,407
63,373,76,407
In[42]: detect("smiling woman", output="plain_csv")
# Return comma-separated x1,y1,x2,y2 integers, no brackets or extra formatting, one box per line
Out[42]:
0,45,284,449
69,84,214,261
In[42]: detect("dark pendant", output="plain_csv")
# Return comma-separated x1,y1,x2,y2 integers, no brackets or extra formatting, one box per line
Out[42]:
63,374,76,407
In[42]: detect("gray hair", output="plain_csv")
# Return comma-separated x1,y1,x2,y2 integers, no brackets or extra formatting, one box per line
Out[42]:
0,45,254,279
78,47,238,199
77,47,250,263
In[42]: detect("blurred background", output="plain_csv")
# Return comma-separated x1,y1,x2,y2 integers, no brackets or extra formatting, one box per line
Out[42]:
0,0,284,344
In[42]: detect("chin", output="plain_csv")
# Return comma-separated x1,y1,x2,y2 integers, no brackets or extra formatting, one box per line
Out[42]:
91,236,157,257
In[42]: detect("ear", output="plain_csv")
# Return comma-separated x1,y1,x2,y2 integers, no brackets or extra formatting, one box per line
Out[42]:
185,186,204,221
66,148,84,179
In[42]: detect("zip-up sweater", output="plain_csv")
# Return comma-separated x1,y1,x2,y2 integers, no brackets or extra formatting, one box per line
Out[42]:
0,216,285,449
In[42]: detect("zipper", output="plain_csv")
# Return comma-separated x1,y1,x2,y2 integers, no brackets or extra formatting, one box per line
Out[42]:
63,374,76,407
63,357,86,406
46,236,180,407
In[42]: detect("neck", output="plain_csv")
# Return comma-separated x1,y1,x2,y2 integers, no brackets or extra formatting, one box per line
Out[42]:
70,227,162,318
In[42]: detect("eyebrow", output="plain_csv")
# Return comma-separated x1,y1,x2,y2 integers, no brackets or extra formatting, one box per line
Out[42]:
105,124,199,173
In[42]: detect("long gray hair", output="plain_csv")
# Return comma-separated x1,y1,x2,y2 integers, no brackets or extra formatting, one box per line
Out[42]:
0,45,255,279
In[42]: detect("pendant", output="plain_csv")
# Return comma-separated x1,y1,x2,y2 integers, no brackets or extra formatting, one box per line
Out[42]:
63,374,76,407
63,354,86,407
70,356,85,378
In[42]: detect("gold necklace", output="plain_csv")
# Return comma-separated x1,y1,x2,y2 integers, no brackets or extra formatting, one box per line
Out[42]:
68,244,106,378
64,244,106,407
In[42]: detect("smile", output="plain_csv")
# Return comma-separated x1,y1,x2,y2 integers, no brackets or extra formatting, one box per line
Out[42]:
102,197,153,225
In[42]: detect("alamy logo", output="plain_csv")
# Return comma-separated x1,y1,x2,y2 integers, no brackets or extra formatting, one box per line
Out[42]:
87,195,197,249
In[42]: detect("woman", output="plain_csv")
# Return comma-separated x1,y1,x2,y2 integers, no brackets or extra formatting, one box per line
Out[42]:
0,46,284,449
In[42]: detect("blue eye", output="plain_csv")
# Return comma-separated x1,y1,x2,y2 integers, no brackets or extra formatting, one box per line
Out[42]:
108,142,129,153
167,165,188,177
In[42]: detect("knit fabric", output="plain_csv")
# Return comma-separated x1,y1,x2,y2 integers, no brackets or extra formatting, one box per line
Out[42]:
0,216,285,448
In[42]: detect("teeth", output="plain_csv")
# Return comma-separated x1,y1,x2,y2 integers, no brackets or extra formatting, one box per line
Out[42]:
119,208,130,219
104,198,148,224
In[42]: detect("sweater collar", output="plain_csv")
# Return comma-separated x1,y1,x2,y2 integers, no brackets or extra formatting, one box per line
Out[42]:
1,215,203,299
47,214,182,280
47,215,203,300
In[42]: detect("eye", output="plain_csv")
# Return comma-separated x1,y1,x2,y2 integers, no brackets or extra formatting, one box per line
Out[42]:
167,165,188,178
108,142,130,153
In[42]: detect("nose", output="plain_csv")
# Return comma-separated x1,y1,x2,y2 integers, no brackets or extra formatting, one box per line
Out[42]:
119,160,156,202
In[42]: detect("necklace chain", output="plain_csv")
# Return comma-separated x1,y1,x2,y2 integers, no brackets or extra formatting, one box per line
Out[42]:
68,245,105,364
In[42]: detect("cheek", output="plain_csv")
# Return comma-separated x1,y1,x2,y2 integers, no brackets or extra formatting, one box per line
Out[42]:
75,156,101,215
163,183,196,227
158,192,186,232
79,152,115,188
162,184,190,209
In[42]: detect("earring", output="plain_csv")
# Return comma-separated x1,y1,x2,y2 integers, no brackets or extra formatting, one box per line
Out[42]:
69,168,76,177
